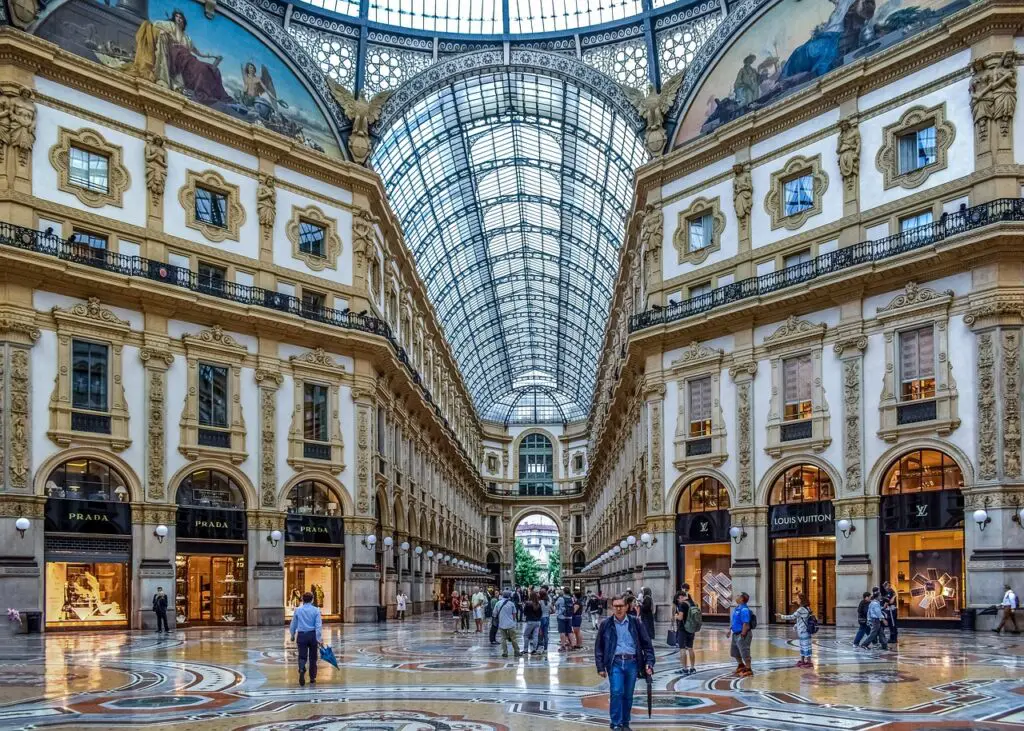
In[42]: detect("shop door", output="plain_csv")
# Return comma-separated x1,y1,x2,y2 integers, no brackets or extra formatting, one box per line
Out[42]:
186,556,213,622
773,557,835,625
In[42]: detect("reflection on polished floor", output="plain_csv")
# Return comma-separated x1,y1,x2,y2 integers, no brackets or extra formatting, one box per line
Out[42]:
2,614,1022,730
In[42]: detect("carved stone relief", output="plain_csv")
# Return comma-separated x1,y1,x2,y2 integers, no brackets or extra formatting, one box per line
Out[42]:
144,133,167,210
977,331,996,481
1002,329,1021,478
842,358,862,494
9,347,30,490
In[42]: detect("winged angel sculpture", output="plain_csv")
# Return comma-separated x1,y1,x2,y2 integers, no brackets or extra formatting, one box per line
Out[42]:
620,72,685,158
328,80,393,165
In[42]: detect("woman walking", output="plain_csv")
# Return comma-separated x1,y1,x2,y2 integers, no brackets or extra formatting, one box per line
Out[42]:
571,590,585,650
451,593,462,633
777,593,813,667
523,591,543,655
460,592,472,631
639,587,656,643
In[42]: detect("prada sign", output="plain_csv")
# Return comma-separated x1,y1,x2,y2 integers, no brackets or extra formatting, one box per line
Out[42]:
676,509,731,544
285,514,344,545
769,501,835,537
177,507,246,541
880,490,964,533
45,498,131,535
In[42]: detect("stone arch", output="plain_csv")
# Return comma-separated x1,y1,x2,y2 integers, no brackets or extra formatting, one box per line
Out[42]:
865,437,975,498
510,505,563,535
510,427,561,483
756,454,843,506
375,485,392,528
278,471,353,515
408,509,421,540
34,447,143,503
393,495,407,534
168,460,257,509
666,468,737,514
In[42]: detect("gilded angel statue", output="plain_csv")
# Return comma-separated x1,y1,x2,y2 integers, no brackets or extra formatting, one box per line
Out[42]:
620,72,686,158
327,79,393,165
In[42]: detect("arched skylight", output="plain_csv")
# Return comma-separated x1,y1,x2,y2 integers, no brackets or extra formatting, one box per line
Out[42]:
373,66,647,424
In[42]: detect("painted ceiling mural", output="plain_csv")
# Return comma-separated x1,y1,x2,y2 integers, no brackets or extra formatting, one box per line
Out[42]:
30,0,342,158
674,0,976,145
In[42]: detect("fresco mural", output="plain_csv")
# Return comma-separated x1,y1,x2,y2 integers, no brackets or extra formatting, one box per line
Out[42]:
675,0,975,144
32,0,342,157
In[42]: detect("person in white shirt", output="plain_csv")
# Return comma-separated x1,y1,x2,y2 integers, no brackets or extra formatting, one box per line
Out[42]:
994,584,1019,634
472,586,487,633
396,591,407,621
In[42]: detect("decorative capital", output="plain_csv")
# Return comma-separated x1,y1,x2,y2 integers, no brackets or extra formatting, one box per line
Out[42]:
0,316,40,342
254,368,284,388
729,360,758,380
833,334,868,356
139,346,174,368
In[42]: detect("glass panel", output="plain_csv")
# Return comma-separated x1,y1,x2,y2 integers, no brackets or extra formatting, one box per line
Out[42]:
678,476,729,513
45,562,128,628
782,355,813,421
882,450,963,494
298,221,325,257
304,384,329,442
46,458,127,501
900,326,936,401
285,558,341,617
688,376,712,436
176,469,245,509
68,147,109,192
198,263,226,293
72,339,109,411
688,213,712,251
195,187,228,228
783,175,813,216
683,544,731,616
770,464,834,504
198,363,229,428
887,530,963,620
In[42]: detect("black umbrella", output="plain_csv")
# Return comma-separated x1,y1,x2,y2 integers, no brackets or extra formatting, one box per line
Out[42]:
643,667,653,718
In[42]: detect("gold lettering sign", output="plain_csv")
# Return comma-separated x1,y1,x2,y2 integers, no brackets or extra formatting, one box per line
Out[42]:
69,512,110,521
194,520,229,529
300,525,329,534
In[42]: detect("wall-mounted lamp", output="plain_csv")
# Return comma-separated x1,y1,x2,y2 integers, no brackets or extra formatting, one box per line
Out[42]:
729,523,747,545
399,541,410,553
837,518,857,539
267,529,282,547
415,546,423,555
383,536,395,549
640,532,658,547
426,550,434,559
1011,497,1024,530
626,535,637,548
361,533,378,550
154,524,168,544
15,517,29,539
619,539,628,551
612,545,622,555
973,508,991,532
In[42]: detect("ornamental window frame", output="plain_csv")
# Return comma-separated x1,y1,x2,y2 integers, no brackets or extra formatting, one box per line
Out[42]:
178,169,246,243
179,327,248,463
48,298,131,451
673,196,724,265
48,127,131,209
875,104,955,190
287,349,347,474
875,284,958,442
763,317,831,457
670,342,727,470
287,204,342,271
764,154,829,231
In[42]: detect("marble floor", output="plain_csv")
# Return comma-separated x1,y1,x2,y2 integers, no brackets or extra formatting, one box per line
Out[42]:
0,614,1022,730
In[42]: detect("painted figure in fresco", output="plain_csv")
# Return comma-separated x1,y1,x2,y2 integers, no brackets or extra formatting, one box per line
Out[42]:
733,54,760,107
133,10,232,104
240,61,286,119
777,0,877,88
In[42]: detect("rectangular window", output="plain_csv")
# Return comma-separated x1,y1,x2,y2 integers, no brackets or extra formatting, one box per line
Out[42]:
899,326,936,401
782,355,813,421
195,186,228,228
71,339,109,411
298,220,326,258
303,383,329,442
687,212,713,251
900,210,934,232
488,515,499,538
198,262,226,294
688,376,713,437
68,147,109,193
783,174,814,216
197,363,229,428
688,281,712,299
784,249,812,269
301,290,325,316
574,515,583,538
898,126,937,174
71,230,108,262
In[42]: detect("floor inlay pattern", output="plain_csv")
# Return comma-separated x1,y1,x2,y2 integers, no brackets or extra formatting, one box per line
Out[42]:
1,615,1021,729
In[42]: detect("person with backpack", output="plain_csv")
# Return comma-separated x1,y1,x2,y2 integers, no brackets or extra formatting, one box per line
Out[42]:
489,591,501,644
777,593,815,668
674,584,701,675
858,587,889,651
728,591,754,677
555,587,575,651
994,583,1020,634
495,590,522,658
853,591,871,647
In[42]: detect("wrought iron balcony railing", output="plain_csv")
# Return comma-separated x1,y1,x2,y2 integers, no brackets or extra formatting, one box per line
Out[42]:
486,482,585,497
630,198,1024,333
0,221,475,469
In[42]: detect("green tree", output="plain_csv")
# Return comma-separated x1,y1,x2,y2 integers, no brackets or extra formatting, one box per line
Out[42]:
548,540,562,588
514,537,541,587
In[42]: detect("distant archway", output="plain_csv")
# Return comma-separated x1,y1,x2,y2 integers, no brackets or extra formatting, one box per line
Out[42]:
513,512,561,588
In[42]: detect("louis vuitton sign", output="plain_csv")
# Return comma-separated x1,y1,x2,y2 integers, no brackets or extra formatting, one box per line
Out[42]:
676,509,731,544
880,490,963,533
177,506,247,541
769,501,834,537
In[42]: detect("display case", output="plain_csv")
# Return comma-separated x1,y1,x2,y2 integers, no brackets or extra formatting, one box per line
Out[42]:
45,561,129,628
175,554,246,625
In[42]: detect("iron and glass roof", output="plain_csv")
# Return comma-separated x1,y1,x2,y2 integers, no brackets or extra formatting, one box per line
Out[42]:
373,64,648,424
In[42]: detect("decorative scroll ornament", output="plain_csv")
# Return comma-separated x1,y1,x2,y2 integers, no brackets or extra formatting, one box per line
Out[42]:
977,332,996,480
327,80,393,165
735,381,753,504
144,134,168,209
763,315,824,345
620,72,685,157
650,400,663,512
876,282,954,314
184,325,242,349
260,387,277,508
256,174,276,242
146,369,166,500
672,340,724,366
0,318,41,341
836,119,861,192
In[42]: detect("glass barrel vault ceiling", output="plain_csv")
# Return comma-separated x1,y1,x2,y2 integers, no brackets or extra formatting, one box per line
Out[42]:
373,70,648,424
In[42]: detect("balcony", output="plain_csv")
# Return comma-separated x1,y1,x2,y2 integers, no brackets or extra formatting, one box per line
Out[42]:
71,411,111,434
631,198,1024,332
198,428,231,449
303,441,331,460
486,482,584,498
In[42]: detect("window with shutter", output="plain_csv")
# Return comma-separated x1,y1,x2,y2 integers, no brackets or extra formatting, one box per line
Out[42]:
782,355,813,421
900,326,936,400
688,376,712,436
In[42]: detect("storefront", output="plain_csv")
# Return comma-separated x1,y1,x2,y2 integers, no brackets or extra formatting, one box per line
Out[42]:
174,469,248,626
43,458,133,630
675,476,732,620
879,449,965,625
768,464,836,625
283,480,344,620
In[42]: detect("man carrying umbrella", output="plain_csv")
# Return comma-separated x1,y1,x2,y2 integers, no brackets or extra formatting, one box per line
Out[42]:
594,593,655,730
290,591,323,686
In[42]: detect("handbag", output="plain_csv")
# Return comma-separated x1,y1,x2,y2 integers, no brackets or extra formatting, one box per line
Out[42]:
666,629,678,647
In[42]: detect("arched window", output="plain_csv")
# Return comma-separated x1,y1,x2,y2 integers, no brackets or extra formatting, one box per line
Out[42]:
45,458,129,502
571,550,586,574
677,476,729,513
769,464,834,504
518,433,554,495
882,449,963,494
176,469,246,510
286,481,343,516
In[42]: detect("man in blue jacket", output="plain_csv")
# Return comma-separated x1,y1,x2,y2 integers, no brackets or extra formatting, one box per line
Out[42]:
594,593,655,731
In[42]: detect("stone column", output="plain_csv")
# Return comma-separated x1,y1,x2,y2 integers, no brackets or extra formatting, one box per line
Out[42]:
964,297,1024,628
247,511,285,626
133,504,176,630
640,515,674,619
729,506,767,619
344,516,380,622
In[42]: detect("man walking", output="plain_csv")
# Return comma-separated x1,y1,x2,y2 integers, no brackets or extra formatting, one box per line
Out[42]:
859,588,888,651
594,593,655,731
496,590,521,658
472,586,487,633
489,591,501,644
396,591,407,620
994,583,1020,634
290,591,324,686
152,586,169,634
853,591,871,647
881,581,898,645
729,592,754,676
556,587,575,651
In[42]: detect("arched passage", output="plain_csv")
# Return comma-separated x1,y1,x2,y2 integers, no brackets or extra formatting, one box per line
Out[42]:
513,511,562,588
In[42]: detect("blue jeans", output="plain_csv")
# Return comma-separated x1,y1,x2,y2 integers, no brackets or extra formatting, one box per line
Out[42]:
524,621,541,652
608,657,638,728
539,616,549,650
853,621,868,646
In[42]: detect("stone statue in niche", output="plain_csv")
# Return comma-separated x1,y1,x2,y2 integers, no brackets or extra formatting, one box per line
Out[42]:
836,119,860,190
144,133,167,207
971,52,1017,143
256,174,276,240
9,87,36,167
733,164,752,228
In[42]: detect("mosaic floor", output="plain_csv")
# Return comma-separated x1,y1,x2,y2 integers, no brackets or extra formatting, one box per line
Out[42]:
1,614,1022,730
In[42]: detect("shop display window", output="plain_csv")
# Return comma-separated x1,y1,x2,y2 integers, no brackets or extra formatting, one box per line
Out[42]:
771,537,836,625
286,481,342,516
46,561,128,627
882,449,963,494
285,557,341,617
769,464,834,504
45,458,129,502
887,529,963,620
175,555,246,624
682,544,731,616
677,476,729,512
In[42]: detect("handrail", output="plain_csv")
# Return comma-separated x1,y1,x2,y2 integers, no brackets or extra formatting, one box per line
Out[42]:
630,198,1024,332
486,483,584,497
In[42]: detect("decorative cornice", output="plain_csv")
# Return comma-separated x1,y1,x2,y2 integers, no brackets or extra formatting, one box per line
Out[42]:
876,282,954,315
763,315,826,347
182,325,246,351
289,347,345,371
0,317,40,341
670,340,724,369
